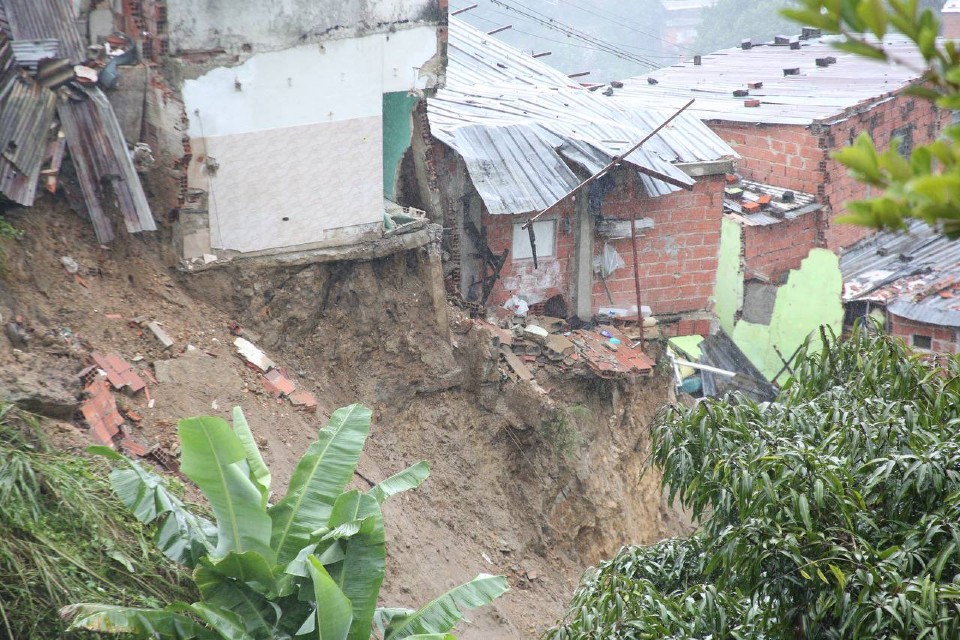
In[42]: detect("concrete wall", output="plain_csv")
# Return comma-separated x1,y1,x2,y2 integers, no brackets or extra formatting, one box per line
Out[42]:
709,94,942,254
167,0,443,54
181,27,439,255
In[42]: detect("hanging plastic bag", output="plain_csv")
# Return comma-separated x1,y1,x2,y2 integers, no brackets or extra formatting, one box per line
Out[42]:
503,295,529,317
592,243,626,278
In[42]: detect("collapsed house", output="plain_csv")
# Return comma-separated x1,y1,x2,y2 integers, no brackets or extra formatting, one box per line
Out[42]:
408,17,736,336
0,0,155,243
606,31,939,374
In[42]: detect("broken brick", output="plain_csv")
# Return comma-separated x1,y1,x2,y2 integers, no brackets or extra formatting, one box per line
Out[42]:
92,352,146,393
289,391,318,413
81,376,123,446
263,368,296,397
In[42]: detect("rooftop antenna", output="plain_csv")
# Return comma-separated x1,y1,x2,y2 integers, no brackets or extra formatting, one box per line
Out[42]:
487,24,512,35
452,4,478,15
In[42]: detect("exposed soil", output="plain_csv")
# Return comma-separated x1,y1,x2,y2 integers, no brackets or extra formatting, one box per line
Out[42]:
0,196,688,638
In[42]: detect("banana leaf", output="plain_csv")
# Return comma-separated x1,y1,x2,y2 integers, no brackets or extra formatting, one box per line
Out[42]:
367,461,430,504
269,405,372,565
307,555,353,640
179,416,274,561
88,445,216,567
384,575,509,639
61,603,218,639
232,407,272,508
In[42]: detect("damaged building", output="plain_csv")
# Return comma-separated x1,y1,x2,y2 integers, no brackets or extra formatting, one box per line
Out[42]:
607,31,940,375
2,0,449,261
0,0,155,243
408,17,736,336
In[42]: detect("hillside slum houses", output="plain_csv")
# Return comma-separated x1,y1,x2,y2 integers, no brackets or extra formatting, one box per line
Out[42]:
408,17,737,338
604,30,943,376
1,0,448,263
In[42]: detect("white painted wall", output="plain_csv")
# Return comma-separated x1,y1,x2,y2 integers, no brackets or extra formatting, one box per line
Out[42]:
168,0,440,54
182,27,439,255
184,28,438,137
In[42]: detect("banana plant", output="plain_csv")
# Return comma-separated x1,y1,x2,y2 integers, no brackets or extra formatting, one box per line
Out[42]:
62,404,508,639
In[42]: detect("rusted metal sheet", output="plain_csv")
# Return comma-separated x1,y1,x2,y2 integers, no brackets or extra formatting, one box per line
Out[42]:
841,220,960,328
0,0,88,64
10,39,60,72
0,32,56,205
58,88,157,242
428,18,736,216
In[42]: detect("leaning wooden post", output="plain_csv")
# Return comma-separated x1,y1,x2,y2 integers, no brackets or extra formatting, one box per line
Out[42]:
630,214,644,346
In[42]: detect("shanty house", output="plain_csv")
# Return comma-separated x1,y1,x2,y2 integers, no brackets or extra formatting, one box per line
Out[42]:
843,221,960,354
607,33,938,376
407,18,736,334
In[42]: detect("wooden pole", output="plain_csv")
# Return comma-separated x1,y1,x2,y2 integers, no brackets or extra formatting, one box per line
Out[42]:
630,214,644,345
522,98,695,230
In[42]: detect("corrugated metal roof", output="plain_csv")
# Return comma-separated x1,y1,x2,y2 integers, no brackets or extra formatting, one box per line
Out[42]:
429,18,737,215
58,88,156,243
610,35,925,125
10,39,61,72
700,330,778,401
0,32,56,206
841,220,960,328
723,179,820,226
0,0,87,64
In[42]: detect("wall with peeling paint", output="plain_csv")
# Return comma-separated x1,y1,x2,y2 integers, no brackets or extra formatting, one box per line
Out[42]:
715,217,743,335
383,91,419,200
167,0,443,54
716,218,843,381
181,27,439,255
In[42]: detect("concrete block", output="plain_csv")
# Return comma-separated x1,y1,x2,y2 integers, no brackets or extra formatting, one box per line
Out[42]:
182,229,211,259
88,8,114,46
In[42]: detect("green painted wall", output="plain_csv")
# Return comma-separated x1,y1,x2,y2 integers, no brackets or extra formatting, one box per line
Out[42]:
382,92,419,200
715,217,744,335
731,249,844,381
713,216,844,382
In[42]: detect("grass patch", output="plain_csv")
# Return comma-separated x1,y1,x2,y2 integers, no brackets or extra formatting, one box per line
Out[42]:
0,405,195,639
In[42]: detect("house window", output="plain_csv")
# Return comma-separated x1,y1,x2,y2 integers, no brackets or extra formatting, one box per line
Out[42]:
512,220,556,260
891,124,915,156
912,334,932,350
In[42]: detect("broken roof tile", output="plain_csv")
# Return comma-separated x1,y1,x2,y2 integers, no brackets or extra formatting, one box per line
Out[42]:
81,376,123,445
92,351,146,393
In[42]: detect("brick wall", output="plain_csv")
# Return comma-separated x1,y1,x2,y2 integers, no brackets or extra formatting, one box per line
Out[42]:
477,169,723,321
741,212,819,283
709,94,942,254
593,174,724,317
709,122,824,196
888,313,959,354
819,94,941,251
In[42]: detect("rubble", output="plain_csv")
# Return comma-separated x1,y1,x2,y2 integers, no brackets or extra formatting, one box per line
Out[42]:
234,337,276,372
145,321,175,350
81,375,123,446
91,352,146,393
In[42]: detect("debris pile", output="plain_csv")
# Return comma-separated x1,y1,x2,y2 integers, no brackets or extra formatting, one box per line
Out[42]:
234,334,317,413
459,313,655,384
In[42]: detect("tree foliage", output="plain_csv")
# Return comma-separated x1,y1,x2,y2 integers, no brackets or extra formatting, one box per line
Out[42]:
694,0,798,55
547,324,960,638
64,404,507,639
781,0,960,236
